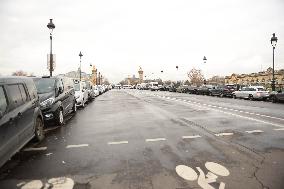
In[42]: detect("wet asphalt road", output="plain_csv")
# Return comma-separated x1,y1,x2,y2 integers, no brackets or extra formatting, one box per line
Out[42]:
0,89,284,189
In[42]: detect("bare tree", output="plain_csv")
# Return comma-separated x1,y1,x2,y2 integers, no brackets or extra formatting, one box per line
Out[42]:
12,70,27,76
187,68,204,86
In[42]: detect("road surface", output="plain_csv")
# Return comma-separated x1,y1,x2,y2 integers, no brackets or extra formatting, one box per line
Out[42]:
0,89,283,189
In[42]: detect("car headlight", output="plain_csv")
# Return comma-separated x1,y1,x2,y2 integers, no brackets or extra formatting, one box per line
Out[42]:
40,97,55,108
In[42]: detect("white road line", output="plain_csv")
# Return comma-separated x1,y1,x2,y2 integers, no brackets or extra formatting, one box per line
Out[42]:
24,147,47,151
182,135,201,139
146,138,166,142
274,128,284,131
245,130,264,134
108,141,128,145
215,133,234,136
66,144,89,149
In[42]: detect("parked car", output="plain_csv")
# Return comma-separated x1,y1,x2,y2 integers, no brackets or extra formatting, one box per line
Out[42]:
270,91,284,103
196,85,215,95
222,85,237,97
92,85,100,97
83,80,95,101
176,85,189,93
208,85,236,97
232,86,269,100
33,76,76,125
187,86,198,94
0,77,44,167
74,81,88,107
168,85,177,92
149,82,159,91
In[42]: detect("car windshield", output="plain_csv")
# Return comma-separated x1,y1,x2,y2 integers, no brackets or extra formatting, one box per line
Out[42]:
33,78,55,94
74,84,81,91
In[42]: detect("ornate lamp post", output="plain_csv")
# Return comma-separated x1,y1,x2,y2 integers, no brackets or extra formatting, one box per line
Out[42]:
203,56,207,63
270,33,278,91
47,19,55,76
79,51,83,81
203,56,207,84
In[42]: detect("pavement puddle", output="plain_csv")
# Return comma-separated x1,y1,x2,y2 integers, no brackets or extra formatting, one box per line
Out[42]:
215,133,234,137
245,130,263,134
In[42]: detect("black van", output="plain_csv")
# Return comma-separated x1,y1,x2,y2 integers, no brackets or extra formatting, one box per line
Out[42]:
32,77,76,125
0,77,44,167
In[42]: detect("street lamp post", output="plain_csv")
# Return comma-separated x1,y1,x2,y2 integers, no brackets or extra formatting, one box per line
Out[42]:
79,51,83,81
47,19,55,77
203,56,207,84
270,33,278,91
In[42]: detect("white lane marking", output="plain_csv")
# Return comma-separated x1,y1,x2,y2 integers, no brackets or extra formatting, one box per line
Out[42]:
21,180,43,189
245,130,264,134
66,144,89,148
184,99,187,102
23,147,47,151
48,177,74,189
205,162,230,176
274,128,284,131
182,135,202,139
146,138,166,142
45,153,53,156
108,141,128,145
176,165,198,181
215,133,234,136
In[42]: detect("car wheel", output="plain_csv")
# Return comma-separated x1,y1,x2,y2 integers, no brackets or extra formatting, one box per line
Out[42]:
72,101,77,113
56,108,64,126
219,93,224,98
82,99,85,108
233,95,237,99
249,95,254,101
272,96,277,103
35,117,44,141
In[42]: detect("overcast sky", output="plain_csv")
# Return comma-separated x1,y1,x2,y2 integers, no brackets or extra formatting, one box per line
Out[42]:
0,0,283,83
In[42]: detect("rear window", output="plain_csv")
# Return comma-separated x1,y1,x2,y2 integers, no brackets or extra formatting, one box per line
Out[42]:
33,78,55,94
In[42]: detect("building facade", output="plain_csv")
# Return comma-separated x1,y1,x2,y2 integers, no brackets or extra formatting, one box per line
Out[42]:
225,68,284,90
138,66,144,84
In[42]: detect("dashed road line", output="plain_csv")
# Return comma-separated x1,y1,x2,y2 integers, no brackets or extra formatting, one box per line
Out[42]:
146,138,166,142
66,144,89,148
245,130,264,134
24,147,47,151
108,141,129,145
182,135,202,139
274,128,284,131
215,133,234,136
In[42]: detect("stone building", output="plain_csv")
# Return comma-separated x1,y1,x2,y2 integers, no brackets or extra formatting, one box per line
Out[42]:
138,66,144,84
225,68,284,90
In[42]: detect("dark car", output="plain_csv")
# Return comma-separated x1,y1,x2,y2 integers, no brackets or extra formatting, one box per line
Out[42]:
32,77,76,126
0,77,44,167
187,86,198,94
168,85,177,92
222,85,237,97
176,85,189,93
270,91,284,103
196,85,215,95
209,86,223,96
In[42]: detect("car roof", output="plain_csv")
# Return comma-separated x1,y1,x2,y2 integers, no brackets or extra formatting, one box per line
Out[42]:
0,76,34,84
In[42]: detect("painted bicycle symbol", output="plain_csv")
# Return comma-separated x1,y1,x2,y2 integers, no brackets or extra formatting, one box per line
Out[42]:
176,162,230,189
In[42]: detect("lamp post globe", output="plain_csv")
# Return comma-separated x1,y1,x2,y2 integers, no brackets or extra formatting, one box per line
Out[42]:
270,33,278,91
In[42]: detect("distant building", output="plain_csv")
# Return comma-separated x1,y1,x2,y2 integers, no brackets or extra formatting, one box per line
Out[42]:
61,68,91,81
225,67,284,90
138,66,144,84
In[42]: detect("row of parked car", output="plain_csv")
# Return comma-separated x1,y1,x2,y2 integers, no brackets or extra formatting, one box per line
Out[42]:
0,76,110,167
135,83,284,103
